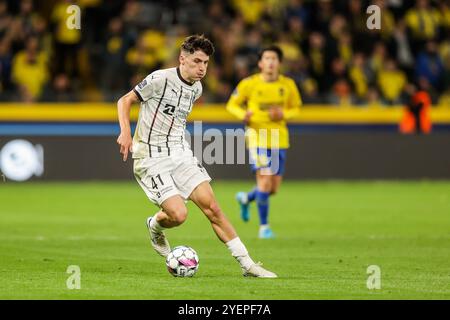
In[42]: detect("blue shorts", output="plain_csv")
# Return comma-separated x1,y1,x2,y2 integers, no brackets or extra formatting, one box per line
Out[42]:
249,148,287,176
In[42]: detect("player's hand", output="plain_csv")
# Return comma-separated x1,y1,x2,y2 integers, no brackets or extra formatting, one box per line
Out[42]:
244,111,253,125
117,132,133,162
269,107,284,121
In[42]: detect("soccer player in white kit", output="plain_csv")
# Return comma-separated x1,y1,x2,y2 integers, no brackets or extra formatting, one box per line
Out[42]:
116,35,277,278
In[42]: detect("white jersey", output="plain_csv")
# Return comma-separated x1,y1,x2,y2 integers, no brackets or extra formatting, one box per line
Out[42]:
132,67,202,158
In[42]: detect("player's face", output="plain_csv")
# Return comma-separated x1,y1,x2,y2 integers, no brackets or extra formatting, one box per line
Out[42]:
258,51,281,75
180,50,209,82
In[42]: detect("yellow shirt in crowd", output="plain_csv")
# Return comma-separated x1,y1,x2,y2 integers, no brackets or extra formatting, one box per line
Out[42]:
377,70,406,102
12,51,49,99
405,8,441,40
51,2,82,44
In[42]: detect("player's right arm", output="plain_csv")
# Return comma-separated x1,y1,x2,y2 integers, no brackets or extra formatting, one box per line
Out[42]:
226,78,252,124
117,72,162,161
117,90,140,162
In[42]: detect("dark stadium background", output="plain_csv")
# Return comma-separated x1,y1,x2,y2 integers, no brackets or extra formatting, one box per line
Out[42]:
0,0,449,301
0,0,449,180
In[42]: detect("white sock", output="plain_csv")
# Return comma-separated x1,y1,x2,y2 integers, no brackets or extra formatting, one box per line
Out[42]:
226,237,255,270
149,214,165,233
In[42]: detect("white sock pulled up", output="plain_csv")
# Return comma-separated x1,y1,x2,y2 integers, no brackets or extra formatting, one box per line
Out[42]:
226,237,255,270
149,214,165,233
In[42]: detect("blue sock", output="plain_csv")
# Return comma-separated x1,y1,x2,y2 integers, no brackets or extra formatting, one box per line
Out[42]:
247,187,257,203
256,190,270,225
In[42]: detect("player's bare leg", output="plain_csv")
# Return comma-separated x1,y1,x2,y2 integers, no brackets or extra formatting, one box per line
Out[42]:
146,195,187,257
158,196,188,228
190,181,277,278
256,171,273,191
270,175,283,195
190,182,237,242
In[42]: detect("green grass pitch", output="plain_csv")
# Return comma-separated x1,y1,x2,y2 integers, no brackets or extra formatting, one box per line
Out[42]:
0,181,449,299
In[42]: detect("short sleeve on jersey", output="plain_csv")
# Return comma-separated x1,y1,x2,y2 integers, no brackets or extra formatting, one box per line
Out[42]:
133,72,163,102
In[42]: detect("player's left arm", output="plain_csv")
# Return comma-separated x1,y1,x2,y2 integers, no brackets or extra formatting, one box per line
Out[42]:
283,79,302,120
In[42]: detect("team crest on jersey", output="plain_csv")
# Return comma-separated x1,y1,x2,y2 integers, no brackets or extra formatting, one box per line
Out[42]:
279,88,285,96
137,79,147,89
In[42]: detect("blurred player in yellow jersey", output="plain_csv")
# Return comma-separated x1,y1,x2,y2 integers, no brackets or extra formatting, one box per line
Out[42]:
226,46,301,239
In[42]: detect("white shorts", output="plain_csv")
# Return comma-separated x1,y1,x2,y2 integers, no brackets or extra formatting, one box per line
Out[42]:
133,148,211,207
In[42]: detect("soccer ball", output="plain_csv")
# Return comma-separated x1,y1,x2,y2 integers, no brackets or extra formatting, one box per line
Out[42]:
165,246,199,277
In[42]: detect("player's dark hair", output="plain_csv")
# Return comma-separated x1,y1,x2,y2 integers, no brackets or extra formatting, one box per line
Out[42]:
258,45,283,62
181,34,215,56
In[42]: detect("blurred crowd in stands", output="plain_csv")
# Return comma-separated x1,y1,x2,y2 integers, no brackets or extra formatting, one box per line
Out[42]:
0,0,449,106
